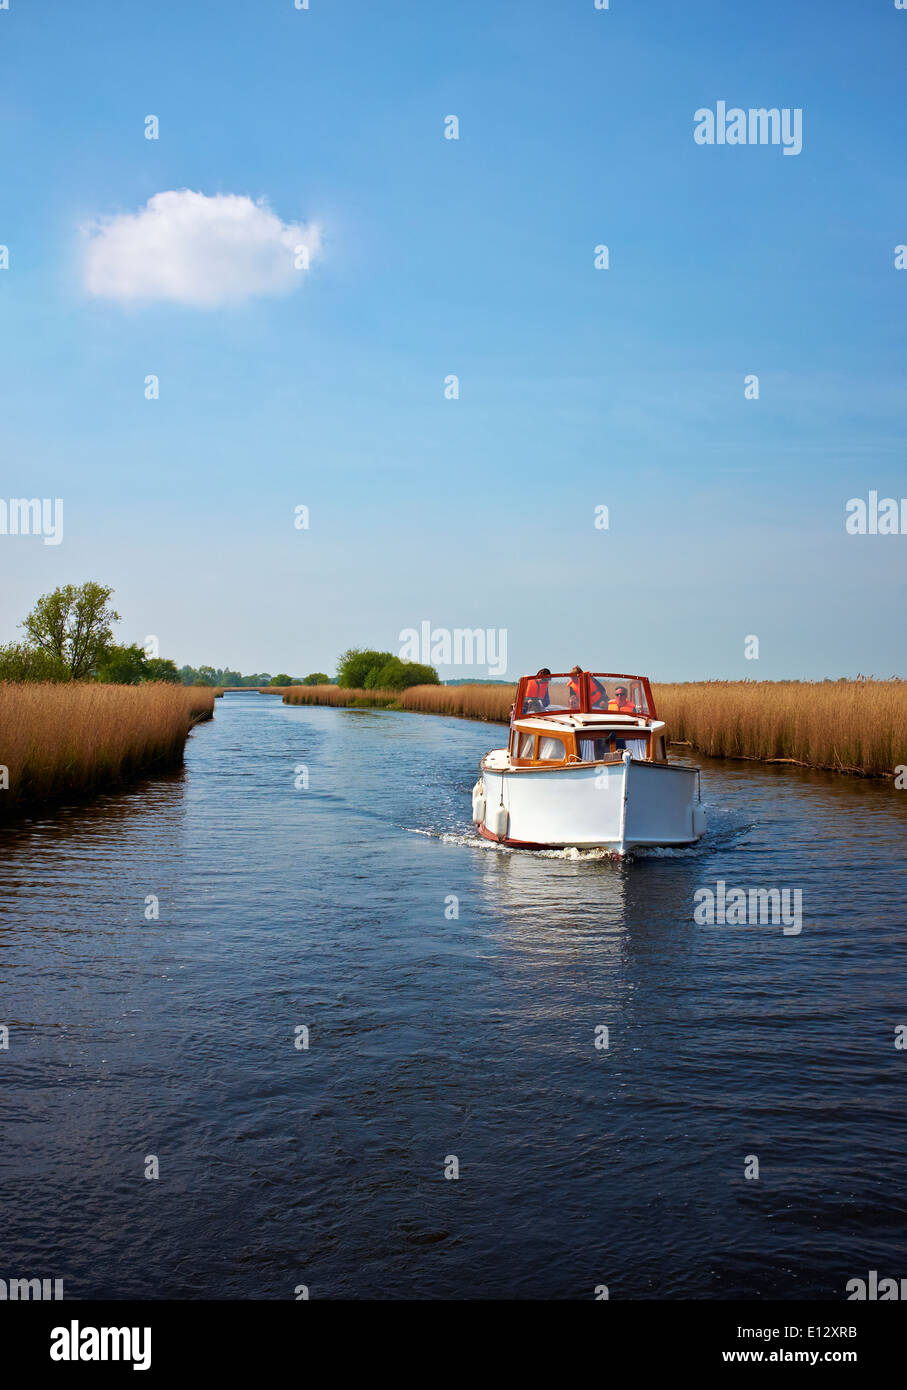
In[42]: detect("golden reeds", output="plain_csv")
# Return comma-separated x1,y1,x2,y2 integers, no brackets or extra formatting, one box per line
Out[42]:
282,680,906,777
653,680,906,777
400,684,516,720
282,685,399,709
0,683,216,812
282,683,517,720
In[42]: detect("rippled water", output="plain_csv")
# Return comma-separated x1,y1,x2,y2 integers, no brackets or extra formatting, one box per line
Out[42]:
1,692,905,1299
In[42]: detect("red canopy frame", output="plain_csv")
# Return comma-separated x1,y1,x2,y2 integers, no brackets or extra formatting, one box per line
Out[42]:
513,672,656,721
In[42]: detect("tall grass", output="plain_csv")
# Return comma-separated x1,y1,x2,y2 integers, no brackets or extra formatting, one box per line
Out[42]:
283,683,517,720
0,683,216,813
401,684,517,720
653,680,906,777
283,680,906,777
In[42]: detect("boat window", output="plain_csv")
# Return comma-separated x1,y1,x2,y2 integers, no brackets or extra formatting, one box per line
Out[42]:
520,674,651,717
579,737,621,761
624,737,648,759
537,736,566,761
588,676,649,716
521,679,575,715
522,675,650,717
517,732,535,758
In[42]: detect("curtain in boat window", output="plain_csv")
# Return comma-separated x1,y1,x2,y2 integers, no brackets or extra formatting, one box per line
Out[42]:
538,737,565,761
580,738,595,761
624,738,647,759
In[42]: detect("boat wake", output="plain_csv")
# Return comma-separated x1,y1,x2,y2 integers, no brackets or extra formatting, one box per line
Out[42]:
405,827,706,861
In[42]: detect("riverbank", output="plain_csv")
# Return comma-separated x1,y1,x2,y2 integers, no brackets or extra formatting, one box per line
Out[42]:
282,679,906,778
0,682,216,814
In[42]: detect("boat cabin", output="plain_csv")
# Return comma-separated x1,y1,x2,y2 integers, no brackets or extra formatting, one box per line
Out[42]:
502,671,667,769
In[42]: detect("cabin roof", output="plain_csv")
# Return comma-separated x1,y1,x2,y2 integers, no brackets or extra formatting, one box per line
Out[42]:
512,713,664,734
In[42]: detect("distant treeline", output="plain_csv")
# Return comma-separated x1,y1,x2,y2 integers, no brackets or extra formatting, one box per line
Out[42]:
177,666,331,688
185,650,443,691
180,650,443,691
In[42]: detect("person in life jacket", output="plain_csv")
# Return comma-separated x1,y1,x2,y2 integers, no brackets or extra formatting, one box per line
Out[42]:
568,667,610,710
523,668,551,713
589,674,610,710
607,684,635,713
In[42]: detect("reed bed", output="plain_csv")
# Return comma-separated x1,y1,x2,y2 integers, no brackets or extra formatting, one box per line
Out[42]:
282,685,399,709
0,683,216,813
400,683,516,720
283,683,518,719
653,680,905,777
283,679,906,777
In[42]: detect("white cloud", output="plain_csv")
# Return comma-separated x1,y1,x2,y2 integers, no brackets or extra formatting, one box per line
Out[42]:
82,189,320,306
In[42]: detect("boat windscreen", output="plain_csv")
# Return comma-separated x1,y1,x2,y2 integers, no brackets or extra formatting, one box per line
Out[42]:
519,674,650,717
520,677,576,716
588,676,650,716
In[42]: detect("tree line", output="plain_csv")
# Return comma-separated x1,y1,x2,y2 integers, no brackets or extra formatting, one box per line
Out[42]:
0,582,332,687
0,585,442,692
178,668,330,688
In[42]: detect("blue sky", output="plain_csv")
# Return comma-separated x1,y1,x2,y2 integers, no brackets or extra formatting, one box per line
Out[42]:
1,0,905,680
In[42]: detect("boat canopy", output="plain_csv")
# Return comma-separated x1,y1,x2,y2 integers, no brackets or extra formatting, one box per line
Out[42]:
514,671,655,721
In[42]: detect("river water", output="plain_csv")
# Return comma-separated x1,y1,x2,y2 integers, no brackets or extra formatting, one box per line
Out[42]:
2,691,905,1299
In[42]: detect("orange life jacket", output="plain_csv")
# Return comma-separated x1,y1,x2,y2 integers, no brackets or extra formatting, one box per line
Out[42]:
608,695,634,713
567,677,582,707
525,678,549,702
589,678,608,710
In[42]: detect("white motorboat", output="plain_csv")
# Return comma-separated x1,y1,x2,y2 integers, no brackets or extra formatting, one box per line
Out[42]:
471,669,706,854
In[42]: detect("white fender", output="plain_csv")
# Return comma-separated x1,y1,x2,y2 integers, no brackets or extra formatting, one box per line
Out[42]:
471,781,486,825
488,802,509,839
692,805,707,838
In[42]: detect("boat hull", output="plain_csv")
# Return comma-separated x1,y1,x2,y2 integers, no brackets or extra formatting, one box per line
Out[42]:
476,757,704,853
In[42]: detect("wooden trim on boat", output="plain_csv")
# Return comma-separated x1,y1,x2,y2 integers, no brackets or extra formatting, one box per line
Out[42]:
505,725,654,768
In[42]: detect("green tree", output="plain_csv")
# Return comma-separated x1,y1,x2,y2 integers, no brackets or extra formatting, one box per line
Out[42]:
364,659,398,689
302,672,330,685
95,643,147,684
399,661,439,688
95,646,181,685
144,658,180,683
0,641,69,682
268,674,294,686
21,581,120,679
336,648,395,688
369,657,439,690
